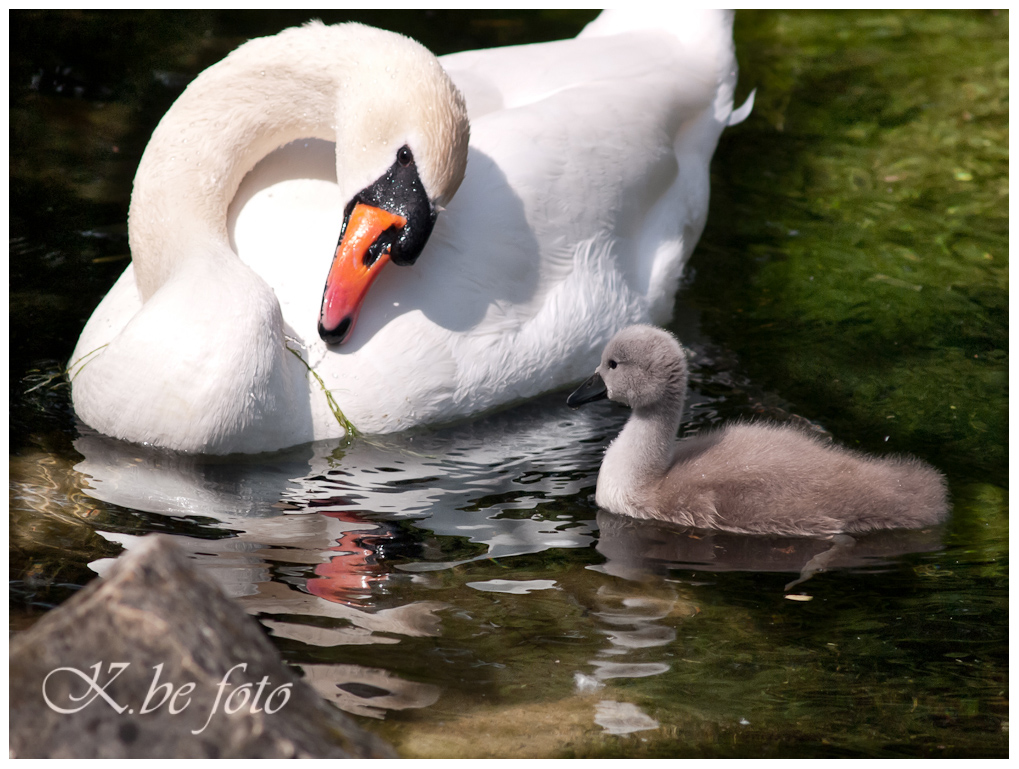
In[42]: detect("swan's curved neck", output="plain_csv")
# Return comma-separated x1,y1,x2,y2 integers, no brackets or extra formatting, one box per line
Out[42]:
128,60,341,300
125,23,470,305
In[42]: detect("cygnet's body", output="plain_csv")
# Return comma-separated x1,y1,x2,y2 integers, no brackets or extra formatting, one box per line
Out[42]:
568,325,949,537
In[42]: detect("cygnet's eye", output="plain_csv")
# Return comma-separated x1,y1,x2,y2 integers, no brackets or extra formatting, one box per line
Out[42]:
607,359,617,369
397,146,413,166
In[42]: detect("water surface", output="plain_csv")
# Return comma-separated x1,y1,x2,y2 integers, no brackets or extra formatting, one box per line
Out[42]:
9,10,1007,758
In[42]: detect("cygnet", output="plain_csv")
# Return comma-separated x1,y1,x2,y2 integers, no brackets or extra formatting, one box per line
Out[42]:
568,325,949,536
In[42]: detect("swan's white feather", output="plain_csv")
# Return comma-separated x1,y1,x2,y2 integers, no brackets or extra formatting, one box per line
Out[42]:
71,12,743,453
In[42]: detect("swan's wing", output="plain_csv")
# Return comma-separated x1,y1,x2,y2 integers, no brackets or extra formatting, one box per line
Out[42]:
217,16,744,435
441,10,738,124
424,23,739,411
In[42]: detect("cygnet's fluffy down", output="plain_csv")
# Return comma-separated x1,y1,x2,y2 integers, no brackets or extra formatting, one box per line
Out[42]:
568,325,949,537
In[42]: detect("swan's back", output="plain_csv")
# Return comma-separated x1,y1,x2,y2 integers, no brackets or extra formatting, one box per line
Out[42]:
652,423,950,536
442,10,734,118
424,11,743,413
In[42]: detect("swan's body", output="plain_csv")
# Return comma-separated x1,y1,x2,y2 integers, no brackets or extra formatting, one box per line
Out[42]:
568,326,949,536
70,12,747,454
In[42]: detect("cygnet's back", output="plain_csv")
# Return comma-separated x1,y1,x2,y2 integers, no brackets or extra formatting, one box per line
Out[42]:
568,325,949,537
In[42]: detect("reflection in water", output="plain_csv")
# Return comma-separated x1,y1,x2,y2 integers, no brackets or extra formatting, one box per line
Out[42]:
594,700,660,735
594,509,945,586
8,8,1006,755
586,585,685,682
69,389,953,727
466,579,557,594
74,392,609,510
307,512,402,605
74,392,612,584
571,508,947,727
237,580,447,645
302,664,441,719
72,394,617,720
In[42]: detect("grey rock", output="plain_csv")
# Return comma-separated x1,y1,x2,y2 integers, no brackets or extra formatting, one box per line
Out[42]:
9,535,397,758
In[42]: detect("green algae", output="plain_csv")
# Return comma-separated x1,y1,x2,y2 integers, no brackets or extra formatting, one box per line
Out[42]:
8,9,1008,760
687,10,1008,487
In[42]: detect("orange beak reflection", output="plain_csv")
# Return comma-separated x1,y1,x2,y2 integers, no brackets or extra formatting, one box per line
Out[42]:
318,202,408,345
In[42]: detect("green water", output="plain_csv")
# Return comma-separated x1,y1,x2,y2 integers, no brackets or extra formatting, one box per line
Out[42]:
700,10,1008,488
9,10,1007,758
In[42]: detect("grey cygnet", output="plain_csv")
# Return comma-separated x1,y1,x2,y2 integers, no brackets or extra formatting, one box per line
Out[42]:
568,325,949,537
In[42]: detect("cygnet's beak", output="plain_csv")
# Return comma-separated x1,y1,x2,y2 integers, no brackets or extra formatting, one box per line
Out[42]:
567,372,608,408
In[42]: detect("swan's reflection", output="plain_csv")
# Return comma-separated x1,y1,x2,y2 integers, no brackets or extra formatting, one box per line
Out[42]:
74,390,608,544
236,579,446,644
73,395,615,718
306,512,402,605
301,664,441,719
76,392,610,605
70,395,947,724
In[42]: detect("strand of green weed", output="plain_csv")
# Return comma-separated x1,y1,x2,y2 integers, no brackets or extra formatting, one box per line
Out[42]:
287,346,358,442
66,344,109,383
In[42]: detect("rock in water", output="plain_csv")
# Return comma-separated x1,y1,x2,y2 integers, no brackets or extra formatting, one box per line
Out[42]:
9,536,396,758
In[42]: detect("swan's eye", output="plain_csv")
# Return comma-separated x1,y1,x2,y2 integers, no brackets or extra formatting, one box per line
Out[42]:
607,359,617,369
397,146,413,167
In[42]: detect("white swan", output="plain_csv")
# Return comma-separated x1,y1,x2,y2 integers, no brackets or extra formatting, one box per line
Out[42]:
70,10,750,454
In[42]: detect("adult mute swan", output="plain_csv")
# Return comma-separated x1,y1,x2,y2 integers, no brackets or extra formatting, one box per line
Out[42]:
568,326,950,535
70,11,750,454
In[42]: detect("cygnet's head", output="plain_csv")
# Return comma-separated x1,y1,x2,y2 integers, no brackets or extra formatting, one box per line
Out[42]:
568,325,689,411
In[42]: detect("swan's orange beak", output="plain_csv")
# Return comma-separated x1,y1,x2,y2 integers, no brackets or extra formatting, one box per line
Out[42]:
318,202,408,345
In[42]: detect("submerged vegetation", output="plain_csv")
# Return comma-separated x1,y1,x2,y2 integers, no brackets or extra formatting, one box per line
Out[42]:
691,10,1008,487
9,9,1007,759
